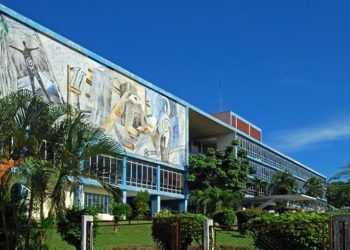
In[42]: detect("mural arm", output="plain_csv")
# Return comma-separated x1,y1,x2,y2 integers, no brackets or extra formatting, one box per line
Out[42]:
9,45,22,53
101,90,131,131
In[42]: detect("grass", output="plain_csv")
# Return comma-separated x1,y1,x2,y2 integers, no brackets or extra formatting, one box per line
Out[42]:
215,230,255,250
44,221,255,250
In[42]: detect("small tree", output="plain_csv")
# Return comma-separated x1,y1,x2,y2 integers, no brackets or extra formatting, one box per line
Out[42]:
111,202,132,230
303,177,324,198
57,207,98,250
269,170,298,195
134,190,150,219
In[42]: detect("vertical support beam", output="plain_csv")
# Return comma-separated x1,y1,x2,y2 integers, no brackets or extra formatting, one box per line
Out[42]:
179,199,187,212
151,195,161,217
203,219,214,250
81,215,93,250
122,157,127,189
157,165,161,191
122,190,127,204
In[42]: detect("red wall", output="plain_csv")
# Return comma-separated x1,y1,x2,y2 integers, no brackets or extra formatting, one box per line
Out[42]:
250,126,262,141
237,118,250,134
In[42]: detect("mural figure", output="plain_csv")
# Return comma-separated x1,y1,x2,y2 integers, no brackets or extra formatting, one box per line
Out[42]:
10,41,51,101
0,14,17,96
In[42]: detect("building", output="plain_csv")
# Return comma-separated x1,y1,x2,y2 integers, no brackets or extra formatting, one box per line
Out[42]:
0,4,326,219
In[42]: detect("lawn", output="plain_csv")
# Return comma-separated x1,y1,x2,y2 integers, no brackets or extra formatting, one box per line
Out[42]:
45,221,255,250
215,230,255,250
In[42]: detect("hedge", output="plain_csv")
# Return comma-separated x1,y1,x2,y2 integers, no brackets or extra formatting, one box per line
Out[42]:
248,212,334,250
152,213,207,249
212,209,236,228
236,208,268,234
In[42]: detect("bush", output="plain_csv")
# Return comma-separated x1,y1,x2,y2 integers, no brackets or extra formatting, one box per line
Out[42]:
152,213,207,249
236,208,268,234
134,190,150,219
212,209,236,228
248,212,334,250
57,207,98,250
111,202,132,229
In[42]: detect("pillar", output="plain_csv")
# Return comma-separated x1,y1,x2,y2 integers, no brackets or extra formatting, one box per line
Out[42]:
179,199,188,212
151,195,161,217
122,190,127,204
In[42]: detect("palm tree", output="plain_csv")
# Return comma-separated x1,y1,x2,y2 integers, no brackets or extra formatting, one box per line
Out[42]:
303,177,324,198
0,90,124,249
189,187,239,216
269,171,298,195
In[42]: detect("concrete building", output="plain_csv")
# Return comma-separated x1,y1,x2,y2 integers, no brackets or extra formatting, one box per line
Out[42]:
0,4,326,219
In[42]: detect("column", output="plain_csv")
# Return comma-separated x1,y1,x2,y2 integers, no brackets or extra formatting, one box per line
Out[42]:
151,195,161,217
179,199,188,212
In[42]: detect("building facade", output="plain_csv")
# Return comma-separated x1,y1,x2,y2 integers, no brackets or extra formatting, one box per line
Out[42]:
0,4,326,218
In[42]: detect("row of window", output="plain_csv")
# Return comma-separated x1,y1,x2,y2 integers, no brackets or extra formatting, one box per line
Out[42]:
85,156,184,194
84,192,111,214
237,135,324,182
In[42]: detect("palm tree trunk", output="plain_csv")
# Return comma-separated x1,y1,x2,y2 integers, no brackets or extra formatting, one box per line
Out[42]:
1,207,10,250
25,188,34,250
12,203,21,250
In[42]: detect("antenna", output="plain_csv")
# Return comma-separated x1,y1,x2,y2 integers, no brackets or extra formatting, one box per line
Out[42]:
219,80,223,112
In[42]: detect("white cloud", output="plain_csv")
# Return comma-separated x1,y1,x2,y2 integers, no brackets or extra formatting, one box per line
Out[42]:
268,116,350,152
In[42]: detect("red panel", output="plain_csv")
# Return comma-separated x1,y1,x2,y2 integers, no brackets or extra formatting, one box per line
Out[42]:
237,118,250,134
212,112,230,125
231,115,236,128
250,126,262,141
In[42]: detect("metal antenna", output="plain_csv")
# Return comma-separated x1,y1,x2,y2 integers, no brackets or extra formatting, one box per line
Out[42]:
219,80,223,112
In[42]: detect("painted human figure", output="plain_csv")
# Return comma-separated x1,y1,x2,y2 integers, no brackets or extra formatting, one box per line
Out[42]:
10,41,51,101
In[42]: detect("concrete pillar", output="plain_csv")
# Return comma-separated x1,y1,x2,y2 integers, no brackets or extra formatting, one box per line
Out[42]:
122,157,127,189
81,215,94,250
203,219,214,250
179,199,188,212
122,190,127,204
157,165,161,191
151,195,161,217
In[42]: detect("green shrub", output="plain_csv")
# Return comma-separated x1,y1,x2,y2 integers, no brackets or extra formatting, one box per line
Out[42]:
111,202,132,229
57,207,98,250
152,213,207,249
236,208,268,234
248,212,334,250
134,190,150,219
212,209,236,228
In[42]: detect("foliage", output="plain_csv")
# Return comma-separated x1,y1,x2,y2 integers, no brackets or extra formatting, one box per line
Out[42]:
304,177,324,198
188,140,254,195
189,187,240,216
111,202,132,227
212,209,236,228
236,209,268,234
57,207,98,250
0,90,124,249
152,213,207,249
248,212,334,250
188,140,254,216
327,181,350,208
134,190,150,219
269,170,298,195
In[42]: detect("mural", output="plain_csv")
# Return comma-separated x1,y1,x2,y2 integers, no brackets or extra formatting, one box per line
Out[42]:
0,14,187,166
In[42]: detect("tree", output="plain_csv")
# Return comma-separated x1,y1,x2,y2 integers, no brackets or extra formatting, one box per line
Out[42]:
188,141,254,216
303,177,324,198
269,170,298,195
188,140,254,196
0,90,124,249
134,190,150,219
327,182,350,208
111,202,132,230
189,187,240,216
327,163,350,208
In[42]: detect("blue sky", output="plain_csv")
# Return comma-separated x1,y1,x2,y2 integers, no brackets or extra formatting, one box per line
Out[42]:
2,0,350,179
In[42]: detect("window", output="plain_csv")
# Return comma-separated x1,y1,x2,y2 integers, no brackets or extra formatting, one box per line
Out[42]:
84,193,111,214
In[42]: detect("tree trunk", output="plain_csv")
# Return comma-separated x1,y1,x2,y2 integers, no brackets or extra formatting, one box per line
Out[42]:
12,203,21,250
38,193,45,250
24,188,34,250
1,207,10,250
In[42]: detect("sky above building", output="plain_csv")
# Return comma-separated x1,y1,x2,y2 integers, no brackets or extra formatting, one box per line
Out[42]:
2,0,349,179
